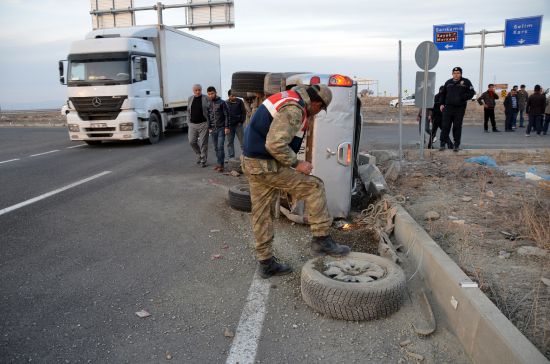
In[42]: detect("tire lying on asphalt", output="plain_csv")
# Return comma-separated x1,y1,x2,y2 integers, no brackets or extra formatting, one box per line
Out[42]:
231,71,268,94
301,252,406,321
228,184,252,212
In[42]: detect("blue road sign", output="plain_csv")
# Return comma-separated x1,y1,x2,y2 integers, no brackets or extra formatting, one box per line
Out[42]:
433,23,465,51
504,16,543,47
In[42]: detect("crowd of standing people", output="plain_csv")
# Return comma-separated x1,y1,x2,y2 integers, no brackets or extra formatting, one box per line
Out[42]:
418,67,549,149
187,84,247,172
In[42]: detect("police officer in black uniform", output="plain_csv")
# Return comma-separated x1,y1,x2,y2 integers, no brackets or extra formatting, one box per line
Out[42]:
439,67,476,152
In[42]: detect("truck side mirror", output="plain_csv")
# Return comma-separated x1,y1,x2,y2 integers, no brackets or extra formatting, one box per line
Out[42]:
58,60,66,85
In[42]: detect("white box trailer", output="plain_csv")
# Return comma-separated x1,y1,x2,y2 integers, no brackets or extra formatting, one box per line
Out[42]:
59,25,221,145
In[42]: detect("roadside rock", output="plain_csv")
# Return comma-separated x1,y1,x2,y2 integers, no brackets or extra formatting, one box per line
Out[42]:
461,196,473,202
424,211,440,221
516,246,549,257
384,160,402,182
486,190,495,198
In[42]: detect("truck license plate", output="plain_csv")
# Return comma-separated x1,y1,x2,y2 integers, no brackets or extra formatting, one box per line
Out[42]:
90,123,107,128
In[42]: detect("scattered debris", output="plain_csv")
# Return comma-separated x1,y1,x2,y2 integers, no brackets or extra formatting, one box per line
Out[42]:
452,220,465,225
210,229,221,233
486,190,495,198
500,231,519,241
412,290,436,337
498,250,511,259
399,339,411,347
424,211,440,221
465,155,497,167
165,352,173,360
135,310,151,318
406,351,425,361
540,277,550,287
461,196,473,202
211,254,223,260
223,328,235,338
230,170,240,177
384,160,402,182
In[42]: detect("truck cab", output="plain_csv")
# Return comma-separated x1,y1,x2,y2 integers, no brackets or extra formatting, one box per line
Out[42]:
60,26,221,145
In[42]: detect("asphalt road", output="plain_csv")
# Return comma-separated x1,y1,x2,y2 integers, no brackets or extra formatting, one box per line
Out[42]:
0,126,493,363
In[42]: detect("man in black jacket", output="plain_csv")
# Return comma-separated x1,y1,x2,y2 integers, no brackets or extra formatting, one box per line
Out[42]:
439,67,476,152
207,86,230,172
525,84,546,136
225,89,247,159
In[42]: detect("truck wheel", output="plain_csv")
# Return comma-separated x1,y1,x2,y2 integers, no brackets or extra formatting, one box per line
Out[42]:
231,72,268,94
85,140,102,146
146,113,161,144
301,253,406,321
228,184,252,212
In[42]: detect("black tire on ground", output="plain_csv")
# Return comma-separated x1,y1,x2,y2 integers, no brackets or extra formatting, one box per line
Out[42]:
84,140,102,146
301,252,406,321
146,113,161,144
228,184,252,212
231,72,268,94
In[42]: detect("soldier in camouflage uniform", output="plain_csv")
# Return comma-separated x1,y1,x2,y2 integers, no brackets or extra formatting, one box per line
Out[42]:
242,84,351,278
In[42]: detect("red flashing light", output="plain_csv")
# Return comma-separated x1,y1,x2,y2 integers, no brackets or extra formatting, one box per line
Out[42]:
328,75,353,87
347,144,352,165
309,76,321,85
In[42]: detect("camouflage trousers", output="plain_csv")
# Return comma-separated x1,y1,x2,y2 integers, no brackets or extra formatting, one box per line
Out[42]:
242,157,332,261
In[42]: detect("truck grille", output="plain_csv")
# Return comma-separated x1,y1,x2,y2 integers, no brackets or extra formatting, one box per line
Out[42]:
70,96,127,121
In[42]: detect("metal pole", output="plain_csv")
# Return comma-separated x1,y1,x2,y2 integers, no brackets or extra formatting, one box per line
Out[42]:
156,2,163,25
398,40,403,161
479,29,486,96
419,43,429,159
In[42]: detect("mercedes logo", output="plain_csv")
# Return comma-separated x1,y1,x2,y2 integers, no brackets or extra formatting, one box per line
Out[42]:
91,97,102,108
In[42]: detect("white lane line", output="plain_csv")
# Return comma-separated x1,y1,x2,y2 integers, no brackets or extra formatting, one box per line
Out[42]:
0,171,112,217
226,272,271,364
0,158,20,165
66,144,86,149
29,150,60,157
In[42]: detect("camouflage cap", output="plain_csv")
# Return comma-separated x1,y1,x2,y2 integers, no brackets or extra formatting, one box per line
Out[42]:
310,84,332,110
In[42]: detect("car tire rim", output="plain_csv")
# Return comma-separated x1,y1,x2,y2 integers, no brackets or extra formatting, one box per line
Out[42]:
322,258,386,283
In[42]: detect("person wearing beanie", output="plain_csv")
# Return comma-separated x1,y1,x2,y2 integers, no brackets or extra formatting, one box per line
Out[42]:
241,84,351,278
439,66,476,152
477,83,500,132
525,85,546,136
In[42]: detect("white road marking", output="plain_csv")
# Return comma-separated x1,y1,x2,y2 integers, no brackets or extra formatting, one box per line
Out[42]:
226,272,271,364
0,171,112,216
0,158,20,165
66,144,86,149
29,150,60,157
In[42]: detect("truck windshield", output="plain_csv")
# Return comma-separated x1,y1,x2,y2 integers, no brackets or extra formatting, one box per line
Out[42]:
68,58,130,86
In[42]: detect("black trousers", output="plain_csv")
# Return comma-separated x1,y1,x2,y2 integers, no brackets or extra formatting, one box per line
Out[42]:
441,106,466,148
428,117,442,149
483,108,497,131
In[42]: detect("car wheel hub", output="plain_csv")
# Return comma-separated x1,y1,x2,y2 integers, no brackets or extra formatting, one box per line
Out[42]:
323,259,386,283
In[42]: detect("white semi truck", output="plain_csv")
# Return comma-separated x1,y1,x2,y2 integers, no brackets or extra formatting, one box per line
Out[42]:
59,25,221,145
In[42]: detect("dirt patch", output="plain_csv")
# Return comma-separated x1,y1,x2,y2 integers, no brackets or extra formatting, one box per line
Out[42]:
383,151,550,359
0,110,65,126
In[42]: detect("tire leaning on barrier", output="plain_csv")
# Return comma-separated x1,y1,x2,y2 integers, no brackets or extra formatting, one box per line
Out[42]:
301,252,406,321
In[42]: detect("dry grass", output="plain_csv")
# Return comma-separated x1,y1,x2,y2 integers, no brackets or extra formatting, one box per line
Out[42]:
518,192,550,250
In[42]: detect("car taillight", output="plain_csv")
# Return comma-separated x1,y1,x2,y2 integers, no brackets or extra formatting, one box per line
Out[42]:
309,76,321,85
328,75,353,87
347,143,352,165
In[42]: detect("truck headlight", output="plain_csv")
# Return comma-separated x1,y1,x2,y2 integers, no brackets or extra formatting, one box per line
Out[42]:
119,123,134,131
68,124,80,132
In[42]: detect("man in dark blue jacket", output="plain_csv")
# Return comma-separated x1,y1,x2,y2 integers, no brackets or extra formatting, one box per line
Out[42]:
439,67,476,152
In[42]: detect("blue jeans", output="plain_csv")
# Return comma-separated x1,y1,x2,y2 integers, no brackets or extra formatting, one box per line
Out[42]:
505,110,517,131
518,109,525,127
227,124,244,158
211,128,226,166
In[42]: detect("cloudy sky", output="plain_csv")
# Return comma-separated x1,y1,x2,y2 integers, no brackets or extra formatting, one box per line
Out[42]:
0,0,548,108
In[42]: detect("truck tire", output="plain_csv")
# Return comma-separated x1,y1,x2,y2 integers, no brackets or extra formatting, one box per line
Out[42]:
85,140,102,146
264,72,304,95
231,72,268,94
228,184,252,212
301,253,406,321
146,113,161,144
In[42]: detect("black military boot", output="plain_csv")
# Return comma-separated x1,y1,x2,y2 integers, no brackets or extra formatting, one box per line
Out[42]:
259,257,292,279
311,236,351,257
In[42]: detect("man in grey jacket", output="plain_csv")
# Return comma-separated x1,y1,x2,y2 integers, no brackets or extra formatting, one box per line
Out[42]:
187,84,210,167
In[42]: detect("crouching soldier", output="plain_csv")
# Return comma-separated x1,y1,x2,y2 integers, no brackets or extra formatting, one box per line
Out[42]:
241,85,351,278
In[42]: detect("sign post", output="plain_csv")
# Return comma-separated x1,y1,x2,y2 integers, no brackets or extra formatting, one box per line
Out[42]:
414,41,438,159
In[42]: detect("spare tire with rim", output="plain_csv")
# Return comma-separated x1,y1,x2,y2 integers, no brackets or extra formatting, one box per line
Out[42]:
231,72,268,94
301,252,406,321
228,184,252,212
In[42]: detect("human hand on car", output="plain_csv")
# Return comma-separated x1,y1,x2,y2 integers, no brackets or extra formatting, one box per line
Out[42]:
295,161,313,175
